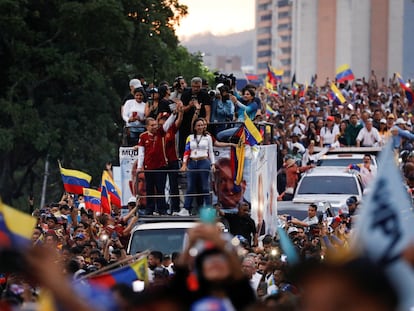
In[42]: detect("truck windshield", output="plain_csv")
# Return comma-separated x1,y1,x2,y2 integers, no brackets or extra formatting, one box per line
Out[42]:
129,228,187,255
297,176,359,195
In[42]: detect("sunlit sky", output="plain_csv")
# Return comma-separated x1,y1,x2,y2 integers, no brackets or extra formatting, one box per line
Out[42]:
175,0,255,39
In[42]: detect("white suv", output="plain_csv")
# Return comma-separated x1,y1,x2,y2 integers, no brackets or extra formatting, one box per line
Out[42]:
127,219,197,256
292,167,364,208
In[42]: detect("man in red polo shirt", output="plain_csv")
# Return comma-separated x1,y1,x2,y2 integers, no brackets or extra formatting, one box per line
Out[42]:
157,102,184,214
137,110,178,215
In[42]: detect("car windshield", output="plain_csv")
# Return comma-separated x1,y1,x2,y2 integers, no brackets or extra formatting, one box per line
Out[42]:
297,176,359,195
317,158,362,167
129,228,187,255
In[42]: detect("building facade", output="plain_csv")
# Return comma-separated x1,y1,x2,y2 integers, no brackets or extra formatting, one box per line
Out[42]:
256,0,414,85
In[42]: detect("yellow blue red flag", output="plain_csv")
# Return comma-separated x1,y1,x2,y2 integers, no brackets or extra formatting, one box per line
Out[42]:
336,64,355,83
101,170,122,208
0,199,36,249
59,162,92,195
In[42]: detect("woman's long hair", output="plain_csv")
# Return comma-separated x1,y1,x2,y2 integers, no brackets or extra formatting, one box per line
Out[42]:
192,118,206,138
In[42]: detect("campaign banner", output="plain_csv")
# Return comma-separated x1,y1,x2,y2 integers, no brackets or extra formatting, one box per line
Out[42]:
250,145,278,236
119,147,140,206
213,145,278,235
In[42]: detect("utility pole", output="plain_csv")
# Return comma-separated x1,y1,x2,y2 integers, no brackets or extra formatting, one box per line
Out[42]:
40,155,49,209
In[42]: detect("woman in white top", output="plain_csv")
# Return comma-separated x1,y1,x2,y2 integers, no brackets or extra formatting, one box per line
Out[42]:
320,116,339,147
181,118,215,214
122,88,146,144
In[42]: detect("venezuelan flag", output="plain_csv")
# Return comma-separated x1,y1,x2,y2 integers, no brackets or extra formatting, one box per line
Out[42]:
265,75,275,91
299,82,308,97
101,170,122,208
100,186,111,214
183,136,191,163
348,164,362,172
88,257,148,288
83,188,101,213
330,83,346,104
336,64,355,83
59,163,92,195
266,104,277,117
243,113,263,146
396,73,414,105
0,200,36,249
267,64,283,86
291,82,300,97
230,127,245,193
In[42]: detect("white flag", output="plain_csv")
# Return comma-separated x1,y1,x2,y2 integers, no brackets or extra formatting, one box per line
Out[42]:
353,143,414,310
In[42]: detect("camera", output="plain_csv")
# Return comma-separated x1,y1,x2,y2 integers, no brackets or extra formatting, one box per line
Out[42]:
208,90,217,97
214,72,236,88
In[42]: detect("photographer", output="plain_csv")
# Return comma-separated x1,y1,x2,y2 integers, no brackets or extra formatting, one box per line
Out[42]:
179,77,212,158
210,84,235,134
170,76,187,100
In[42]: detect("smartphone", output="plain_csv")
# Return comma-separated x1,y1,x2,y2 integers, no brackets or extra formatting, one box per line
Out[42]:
111,231,118,240
286,215,292,222
200,207,216,224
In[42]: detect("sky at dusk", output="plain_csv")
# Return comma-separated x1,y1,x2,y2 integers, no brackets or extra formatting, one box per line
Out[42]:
175,0,255,39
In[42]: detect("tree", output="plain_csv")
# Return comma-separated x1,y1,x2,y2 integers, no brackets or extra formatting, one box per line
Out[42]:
0,0,211,209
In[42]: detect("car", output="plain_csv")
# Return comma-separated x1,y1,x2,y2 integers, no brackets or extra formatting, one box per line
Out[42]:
292,167,364,208
127,216,199,256
316,153,378,168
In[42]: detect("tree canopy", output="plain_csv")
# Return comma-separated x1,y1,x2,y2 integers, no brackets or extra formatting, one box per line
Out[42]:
0,0,211,208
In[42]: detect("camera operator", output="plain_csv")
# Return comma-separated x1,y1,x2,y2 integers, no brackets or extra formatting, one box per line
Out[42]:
179,77,212,158
211,83,235,134
170,76,187,100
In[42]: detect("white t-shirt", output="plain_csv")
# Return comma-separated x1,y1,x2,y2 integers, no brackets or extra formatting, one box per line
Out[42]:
122,99,146,127
320,125,339,145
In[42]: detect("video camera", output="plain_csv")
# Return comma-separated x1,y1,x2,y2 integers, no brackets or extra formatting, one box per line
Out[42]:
214,72,236,89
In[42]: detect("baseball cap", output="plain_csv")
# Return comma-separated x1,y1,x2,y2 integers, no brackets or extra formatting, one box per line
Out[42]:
395,118,406,125
287,227,299,235
380,118,386,124
129,79,142,89
127,196,137,204
346,196,357,206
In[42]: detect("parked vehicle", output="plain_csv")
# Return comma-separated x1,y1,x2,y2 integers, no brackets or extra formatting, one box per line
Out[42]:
313,146,380,168
292,167,364,208
127,216,198,256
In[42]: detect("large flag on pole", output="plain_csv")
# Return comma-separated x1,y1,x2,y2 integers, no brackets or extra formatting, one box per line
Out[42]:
59,162,92,195
352,142,414,310
101,170,122,208
335,64,355,83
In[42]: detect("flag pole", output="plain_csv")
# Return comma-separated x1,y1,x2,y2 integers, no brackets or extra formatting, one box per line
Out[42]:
76,249,150,281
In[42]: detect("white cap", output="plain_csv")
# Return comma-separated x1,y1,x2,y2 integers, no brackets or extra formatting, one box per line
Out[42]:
287,227,299,235
395,118,406,125
129,79,142,89
127,196,137,204
292,142,305,153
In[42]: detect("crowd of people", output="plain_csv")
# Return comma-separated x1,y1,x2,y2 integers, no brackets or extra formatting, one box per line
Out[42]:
3,71,414,310
1,193,410,311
